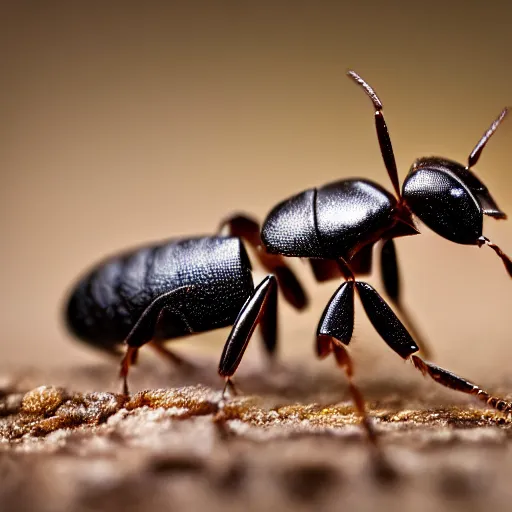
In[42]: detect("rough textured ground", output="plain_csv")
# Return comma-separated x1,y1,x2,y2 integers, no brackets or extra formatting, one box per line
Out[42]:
1,355,512,512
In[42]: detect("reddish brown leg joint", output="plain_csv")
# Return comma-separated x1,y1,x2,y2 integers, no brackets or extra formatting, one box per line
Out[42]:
119,346,138,396
330,340,379,446
337,258,355,281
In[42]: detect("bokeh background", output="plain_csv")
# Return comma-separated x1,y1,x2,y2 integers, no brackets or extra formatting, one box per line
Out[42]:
1,1,511,385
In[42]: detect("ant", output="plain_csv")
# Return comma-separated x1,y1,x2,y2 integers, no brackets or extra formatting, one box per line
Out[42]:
65,71,511,445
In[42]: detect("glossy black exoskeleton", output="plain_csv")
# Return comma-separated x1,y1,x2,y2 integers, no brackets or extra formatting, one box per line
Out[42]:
65,217,308,395
261,71,512,440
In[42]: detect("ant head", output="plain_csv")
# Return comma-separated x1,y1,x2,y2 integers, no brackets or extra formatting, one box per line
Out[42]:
402,156,505,244
347,70,512,275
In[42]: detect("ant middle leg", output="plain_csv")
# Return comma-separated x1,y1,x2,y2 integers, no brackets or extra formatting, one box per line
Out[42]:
317,280,379,445
318,335,379,446
332,342,379,446
356,281,512,415
309,244,374,282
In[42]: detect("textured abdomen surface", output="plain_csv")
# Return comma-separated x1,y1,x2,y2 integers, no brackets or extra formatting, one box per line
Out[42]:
65,236,254,350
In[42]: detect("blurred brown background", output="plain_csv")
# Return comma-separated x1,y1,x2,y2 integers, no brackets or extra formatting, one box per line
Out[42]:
1,1,511,384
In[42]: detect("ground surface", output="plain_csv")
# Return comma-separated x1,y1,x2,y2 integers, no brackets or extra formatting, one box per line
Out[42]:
1,356,512,512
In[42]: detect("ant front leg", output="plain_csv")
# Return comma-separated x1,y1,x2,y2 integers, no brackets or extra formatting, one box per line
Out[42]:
380,238,432,359
218,275,278,399
478,236,512,277
317,280,379,446
219,213,308,310
119,286,193,395
356,282,512,415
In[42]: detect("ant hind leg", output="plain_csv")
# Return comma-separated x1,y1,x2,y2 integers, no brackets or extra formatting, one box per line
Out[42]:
219,213,308,310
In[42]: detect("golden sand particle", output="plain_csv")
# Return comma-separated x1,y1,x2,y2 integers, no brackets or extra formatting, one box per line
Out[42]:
21,386,66,416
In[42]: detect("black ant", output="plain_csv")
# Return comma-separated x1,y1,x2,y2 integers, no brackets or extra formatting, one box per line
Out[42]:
65,71,511,445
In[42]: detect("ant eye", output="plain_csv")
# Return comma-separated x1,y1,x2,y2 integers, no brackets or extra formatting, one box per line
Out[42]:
450,188,464,199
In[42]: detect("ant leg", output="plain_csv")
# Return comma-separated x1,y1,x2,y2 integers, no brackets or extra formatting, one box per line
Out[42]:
349,243,374,275
332,343,379,446
356,282,512,415
218,275,277,395
221,378,241,400
356,281,420,358
120,346,138,396
380,239,432,359
148,306,195,368
119,286,194,394
380,239,399,300
149,340,192,368
478,236,512,277
309,244,373,282
317,281,355,346
347,70,401,199
468,108,508,168
411,356,512,413
259,274,278,357
317,281,379,445
310,259,342,282
219,213,308,310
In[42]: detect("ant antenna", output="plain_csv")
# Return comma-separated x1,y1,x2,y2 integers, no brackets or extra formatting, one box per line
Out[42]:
347,70,401,199
468,108,509,169
347,70,383,110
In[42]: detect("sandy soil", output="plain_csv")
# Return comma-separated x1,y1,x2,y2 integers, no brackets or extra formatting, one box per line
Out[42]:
1,356,512,512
